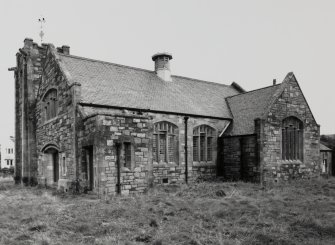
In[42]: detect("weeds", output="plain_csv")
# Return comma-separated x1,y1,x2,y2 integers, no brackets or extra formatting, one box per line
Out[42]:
0,178,334,244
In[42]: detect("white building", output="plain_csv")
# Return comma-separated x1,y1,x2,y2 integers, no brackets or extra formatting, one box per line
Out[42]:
1,136,15,169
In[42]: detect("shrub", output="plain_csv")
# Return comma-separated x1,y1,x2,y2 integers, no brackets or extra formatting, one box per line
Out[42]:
13,175,21,184
30,177,38,186
69,179,89,194
22,176,30,185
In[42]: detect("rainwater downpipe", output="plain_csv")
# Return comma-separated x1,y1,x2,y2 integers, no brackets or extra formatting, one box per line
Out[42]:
116,142,121,194
184,116,189,184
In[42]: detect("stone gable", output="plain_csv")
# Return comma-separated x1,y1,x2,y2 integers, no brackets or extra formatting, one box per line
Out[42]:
262,75,320,183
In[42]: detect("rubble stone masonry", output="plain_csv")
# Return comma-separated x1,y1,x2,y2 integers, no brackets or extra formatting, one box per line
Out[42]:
78,108,229,195
262,78,320,183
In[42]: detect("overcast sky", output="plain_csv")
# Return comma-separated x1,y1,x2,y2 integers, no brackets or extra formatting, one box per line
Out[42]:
0,0,334,142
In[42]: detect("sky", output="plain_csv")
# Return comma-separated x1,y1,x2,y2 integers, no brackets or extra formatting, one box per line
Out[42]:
0,0,334,141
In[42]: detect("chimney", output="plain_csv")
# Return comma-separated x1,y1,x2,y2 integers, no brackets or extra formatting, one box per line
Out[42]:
62,45,70,55
273,79,276,85
56,45,70,55
152,52,173,82
23,38,34,49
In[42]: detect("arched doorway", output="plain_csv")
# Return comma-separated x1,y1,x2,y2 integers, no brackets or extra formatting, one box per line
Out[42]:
42,145,60,184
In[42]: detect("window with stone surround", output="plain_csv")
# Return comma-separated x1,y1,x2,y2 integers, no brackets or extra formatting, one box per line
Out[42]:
61,155,67,176
153,121,178,163
193,125,214,162
124,142,132,168
282,117,303,161
43,89,58,121
119,141,135,170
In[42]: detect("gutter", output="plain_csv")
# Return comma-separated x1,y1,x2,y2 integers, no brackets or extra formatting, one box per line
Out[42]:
79,102,233,121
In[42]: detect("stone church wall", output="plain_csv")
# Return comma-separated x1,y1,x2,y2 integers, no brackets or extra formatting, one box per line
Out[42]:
15,38,47,183
35,48,75,186
222,135,259,182
262,79,320,183
79,112,151,196
78,108,229,195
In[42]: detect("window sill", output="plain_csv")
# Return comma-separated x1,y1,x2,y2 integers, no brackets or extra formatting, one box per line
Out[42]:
121,167,132,172
193,161,214,167
153,161,178,167
279,159,303,164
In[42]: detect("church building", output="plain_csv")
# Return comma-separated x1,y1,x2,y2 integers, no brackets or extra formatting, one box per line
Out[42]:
11,38,321,195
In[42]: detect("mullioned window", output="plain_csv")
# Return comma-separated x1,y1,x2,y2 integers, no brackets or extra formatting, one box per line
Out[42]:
193,125,214,162
282,116,303,161
43,89,58,121
153,121,178,163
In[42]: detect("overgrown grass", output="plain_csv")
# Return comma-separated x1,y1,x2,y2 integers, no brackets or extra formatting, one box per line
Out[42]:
0,177,334,244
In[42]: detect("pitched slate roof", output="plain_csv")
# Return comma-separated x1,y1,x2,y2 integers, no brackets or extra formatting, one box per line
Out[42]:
320,143,332,151
59,54,240,118
226,85,281,135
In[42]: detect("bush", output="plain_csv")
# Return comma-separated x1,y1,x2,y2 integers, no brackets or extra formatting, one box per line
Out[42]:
9,166,14,175
69,179,89,194
19,176,39,186
13,175,21,184
30,177,38,186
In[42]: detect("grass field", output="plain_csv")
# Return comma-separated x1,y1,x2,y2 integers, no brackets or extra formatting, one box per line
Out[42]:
0,177,334,245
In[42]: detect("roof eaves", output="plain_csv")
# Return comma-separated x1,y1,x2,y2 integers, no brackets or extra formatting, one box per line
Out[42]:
79,102,233,120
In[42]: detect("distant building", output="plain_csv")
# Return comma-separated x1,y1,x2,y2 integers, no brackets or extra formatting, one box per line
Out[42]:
0,136,15,169
12,38,321,194
320,144,333,176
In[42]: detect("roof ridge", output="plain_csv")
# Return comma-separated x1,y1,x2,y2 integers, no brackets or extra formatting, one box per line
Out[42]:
59,53,232,87
59,53,155,74
226,83,280,99
172,74,230,87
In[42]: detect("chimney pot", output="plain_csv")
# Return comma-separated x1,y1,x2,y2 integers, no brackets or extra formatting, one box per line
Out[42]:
62,45,70,55
273,79,276,85
152,52,173,82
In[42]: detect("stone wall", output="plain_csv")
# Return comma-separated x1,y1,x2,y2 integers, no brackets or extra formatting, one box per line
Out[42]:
79,111,150,196
15,38,47,183
262,78,320,183
35,46,75,187
78,107,230,195
14,54,23,181
222,135,259,182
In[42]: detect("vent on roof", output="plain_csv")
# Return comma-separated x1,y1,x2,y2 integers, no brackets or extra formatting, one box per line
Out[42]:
152,52,173,82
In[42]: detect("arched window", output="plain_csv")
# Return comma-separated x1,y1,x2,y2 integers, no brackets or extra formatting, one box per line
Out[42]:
282,117,303,160
43,89,58,121
193,125,214,162
153,121,178,163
